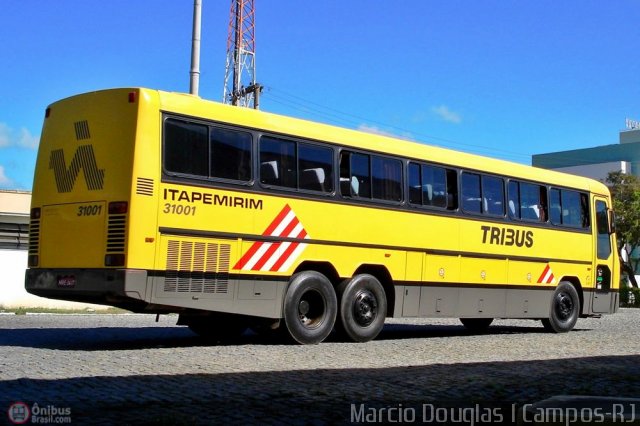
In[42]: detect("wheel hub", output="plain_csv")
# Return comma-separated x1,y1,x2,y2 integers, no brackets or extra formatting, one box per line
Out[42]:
297,290,325,328
352,290,378,327
555,292,574,320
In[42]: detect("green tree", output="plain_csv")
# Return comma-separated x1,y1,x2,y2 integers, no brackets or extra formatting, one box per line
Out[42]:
606,171,640,287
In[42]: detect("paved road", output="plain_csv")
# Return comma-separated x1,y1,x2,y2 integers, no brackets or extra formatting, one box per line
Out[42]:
1,310,639,425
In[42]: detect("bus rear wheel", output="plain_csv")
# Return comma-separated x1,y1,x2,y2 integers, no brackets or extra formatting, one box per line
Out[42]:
336,274,387,343
283,271,337,344
541,281,580,333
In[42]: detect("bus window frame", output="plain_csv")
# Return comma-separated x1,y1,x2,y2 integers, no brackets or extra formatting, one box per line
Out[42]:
339,149,404,206
162,114,255,187
160,114,592,237
257,134,337,196
407,160,458,211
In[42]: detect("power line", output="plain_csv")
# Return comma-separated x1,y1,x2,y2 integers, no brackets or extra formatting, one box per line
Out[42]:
262,86,534,163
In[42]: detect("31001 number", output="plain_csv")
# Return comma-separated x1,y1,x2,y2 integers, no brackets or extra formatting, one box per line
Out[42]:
163,203,196,216
77,205,102,216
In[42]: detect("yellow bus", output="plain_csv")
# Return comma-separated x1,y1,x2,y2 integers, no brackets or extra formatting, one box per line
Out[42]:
26,88,619,344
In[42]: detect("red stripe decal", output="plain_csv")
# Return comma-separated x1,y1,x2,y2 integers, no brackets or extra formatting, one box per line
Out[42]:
252,242,282,270
269,229,308,272
263,204,291,236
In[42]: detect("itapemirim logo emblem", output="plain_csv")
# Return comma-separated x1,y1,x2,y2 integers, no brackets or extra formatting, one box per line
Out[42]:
49,145,105,193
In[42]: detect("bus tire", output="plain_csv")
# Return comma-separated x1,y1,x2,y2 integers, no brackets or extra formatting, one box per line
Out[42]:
460,318,494,332
541,281,580,333
336,274,387,343
283,271,337,345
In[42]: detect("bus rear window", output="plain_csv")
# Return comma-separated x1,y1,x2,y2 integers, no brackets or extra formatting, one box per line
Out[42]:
164,118,208,177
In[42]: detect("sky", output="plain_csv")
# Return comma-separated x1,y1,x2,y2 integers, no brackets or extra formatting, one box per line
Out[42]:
1,1,639,190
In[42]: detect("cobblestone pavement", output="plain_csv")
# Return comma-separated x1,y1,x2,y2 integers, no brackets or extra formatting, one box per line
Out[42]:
1,310,639,425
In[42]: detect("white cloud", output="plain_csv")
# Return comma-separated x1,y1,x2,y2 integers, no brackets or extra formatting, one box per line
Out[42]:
357,124,414,141
0,122,40,149
431,105,462,124
0,123,10,147
0,165,13,187
19,128,40,149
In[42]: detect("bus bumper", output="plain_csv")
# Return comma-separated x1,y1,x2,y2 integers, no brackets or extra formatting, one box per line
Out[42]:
25,268,149,309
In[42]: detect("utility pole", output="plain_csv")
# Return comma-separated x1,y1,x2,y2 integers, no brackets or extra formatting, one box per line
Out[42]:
189,0,202,96
223,0,262,109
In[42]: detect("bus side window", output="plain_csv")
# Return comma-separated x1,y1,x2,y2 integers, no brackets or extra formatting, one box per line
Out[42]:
581,193,590,227
482,175,505,216
461,172,481,214
210,127,252,181
409,162,456,210
549,188,561,224
164,118,208,177
260,136,296,188
339,152,351,195
372,156,402,202
351,153,371,198
561,190,582,227
445,169,458,210
549,188,588,228
508,180,520,219
299,143,333,193
423,165,447,208
340,151,371,198
408,162,422,204
520,182,545,222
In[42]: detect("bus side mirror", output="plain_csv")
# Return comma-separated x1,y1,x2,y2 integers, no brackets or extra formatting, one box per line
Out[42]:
608,209,616,235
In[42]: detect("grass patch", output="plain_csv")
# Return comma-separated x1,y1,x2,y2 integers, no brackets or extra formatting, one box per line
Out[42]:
0,306,130,315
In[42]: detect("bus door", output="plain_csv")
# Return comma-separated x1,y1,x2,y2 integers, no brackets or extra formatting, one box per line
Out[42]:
592,197,614,313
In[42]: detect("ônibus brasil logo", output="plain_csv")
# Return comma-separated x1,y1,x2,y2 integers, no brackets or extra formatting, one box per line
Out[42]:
7,402,72,424
7,402,30,424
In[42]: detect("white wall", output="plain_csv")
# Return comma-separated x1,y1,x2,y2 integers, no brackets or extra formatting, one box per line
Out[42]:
1,249,106,310
552,161,630,183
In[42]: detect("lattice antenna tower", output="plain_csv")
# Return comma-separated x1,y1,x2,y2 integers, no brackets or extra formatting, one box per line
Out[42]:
223,0,261,108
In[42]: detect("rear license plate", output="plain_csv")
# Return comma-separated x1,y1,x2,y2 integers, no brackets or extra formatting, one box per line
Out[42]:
57,275,76,288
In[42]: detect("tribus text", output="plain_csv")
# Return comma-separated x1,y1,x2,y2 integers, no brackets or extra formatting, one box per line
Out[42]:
481,225,534,248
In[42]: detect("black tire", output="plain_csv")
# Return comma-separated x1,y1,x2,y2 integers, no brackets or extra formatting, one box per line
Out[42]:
336,274,387,343
283,271,337,344
460,318,494,332
183,313,248,342
541,281,580,333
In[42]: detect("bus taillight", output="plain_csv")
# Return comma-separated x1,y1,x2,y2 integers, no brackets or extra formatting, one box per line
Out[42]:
108,201,128,214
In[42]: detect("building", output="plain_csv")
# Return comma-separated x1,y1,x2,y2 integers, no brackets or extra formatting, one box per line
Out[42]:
0,190,103,309
532,119,640,182
532,120,640,279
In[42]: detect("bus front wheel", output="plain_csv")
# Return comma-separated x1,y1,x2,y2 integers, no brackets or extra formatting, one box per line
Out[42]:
541,281,580,333
283,271,337,344
336,274,387,343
